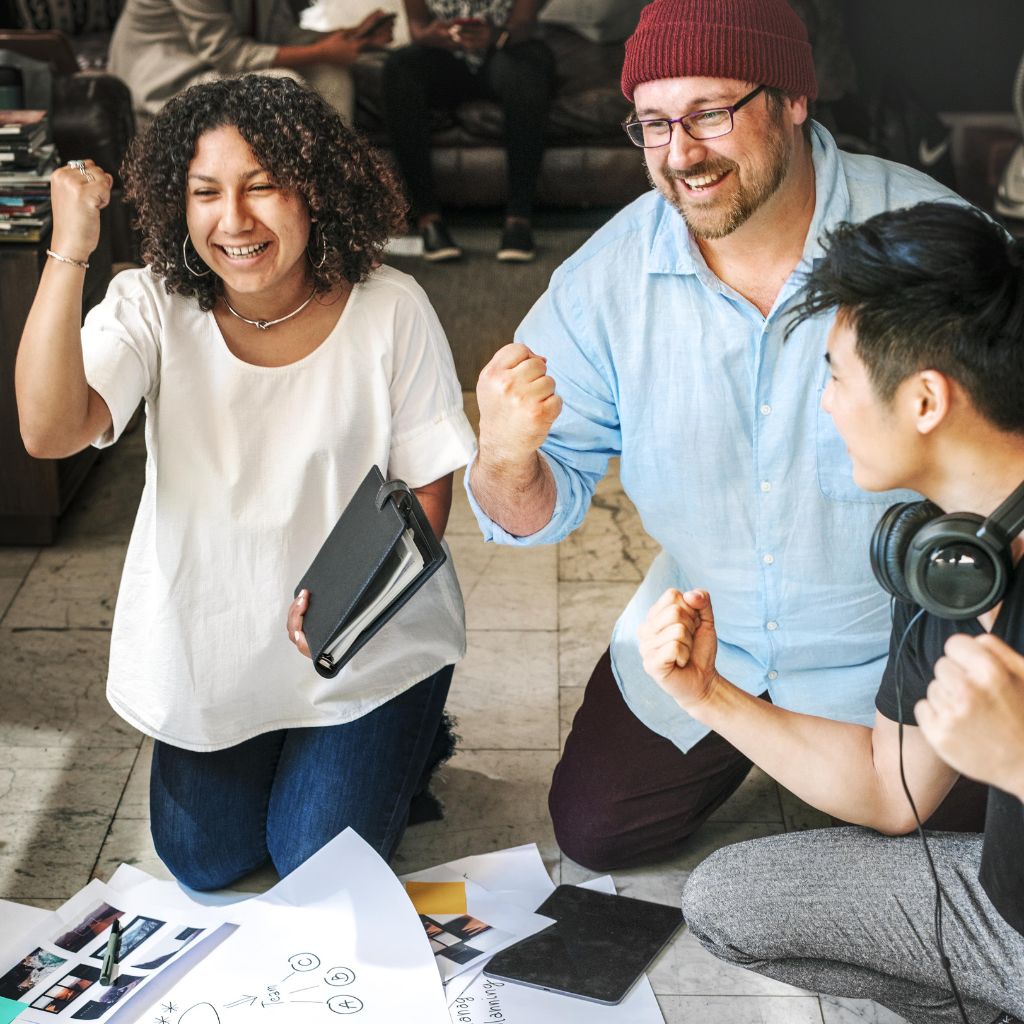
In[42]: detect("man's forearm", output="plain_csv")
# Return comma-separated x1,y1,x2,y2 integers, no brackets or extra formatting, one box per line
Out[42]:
691,681,910,832
469,449,556,538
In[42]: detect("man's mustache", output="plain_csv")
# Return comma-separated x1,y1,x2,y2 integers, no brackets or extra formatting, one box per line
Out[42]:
663,158,738,181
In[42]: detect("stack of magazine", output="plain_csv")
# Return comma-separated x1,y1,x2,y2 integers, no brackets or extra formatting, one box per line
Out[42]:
0,110,56,243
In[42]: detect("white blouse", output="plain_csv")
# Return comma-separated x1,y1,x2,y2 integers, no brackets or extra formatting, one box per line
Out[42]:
82,265,477,752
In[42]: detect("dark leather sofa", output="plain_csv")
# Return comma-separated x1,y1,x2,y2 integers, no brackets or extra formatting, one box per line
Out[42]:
353,24,650,210
0,0,136,260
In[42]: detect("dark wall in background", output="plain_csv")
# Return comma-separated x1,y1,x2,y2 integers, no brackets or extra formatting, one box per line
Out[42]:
839,0,1022,112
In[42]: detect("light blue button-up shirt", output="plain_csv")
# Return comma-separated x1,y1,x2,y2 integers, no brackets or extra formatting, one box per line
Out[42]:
466,123,958,752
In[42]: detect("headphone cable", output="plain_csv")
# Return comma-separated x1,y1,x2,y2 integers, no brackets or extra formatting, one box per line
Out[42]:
892,603,970,1024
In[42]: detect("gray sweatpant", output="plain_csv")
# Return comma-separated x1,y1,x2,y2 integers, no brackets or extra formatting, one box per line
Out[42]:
682,828,1024,1024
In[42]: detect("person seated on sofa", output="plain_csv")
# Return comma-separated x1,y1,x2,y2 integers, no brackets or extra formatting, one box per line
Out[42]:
109,0,395,125
381,0,555,263
639,202,1024,1024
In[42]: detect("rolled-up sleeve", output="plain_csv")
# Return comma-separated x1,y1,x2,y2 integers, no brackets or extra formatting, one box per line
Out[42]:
386,279,477,489
464,261,621,546
81,272,161,448
171,0,279,72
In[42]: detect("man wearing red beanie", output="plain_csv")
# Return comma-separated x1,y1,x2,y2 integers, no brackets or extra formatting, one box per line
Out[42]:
465,0,980,869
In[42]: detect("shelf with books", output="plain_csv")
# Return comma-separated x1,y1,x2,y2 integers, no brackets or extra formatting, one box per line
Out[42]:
0,110,56,244
0,210,112,544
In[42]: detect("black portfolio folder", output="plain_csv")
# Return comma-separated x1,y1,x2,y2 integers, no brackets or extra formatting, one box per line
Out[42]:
295,466,447,678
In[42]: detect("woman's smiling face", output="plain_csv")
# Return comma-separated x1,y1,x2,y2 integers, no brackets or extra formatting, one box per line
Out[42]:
184,125,311,302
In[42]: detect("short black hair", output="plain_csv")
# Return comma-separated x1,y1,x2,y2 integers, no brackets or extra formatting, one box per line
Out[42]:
122,74,406,311
792,201,1024,434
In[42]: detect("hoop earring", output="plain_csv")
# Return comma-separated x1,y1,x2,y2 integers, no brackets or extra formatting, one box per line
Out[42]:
182,235,212,277
307,222,327,270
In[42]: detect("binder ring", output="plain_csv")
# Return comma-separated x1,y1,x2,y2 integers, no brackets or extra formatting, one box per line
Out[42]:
376,479,412,512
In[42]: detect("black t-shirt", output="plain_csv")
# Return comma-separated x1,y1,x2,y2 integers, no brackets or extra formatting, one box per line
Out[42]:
875,564,1024,938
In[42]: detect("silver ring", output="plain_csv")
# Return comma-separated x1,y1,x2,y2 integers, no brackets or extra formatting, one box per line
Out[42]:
67,159,94,181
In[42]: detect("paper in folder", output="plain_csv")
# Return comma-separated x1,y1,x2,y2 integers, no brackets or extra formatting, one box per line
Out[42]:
295,466,446,678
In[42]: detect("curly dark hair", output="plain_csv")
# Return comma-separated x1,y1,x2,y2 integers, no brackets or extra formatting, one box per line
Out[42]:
122,74,407,311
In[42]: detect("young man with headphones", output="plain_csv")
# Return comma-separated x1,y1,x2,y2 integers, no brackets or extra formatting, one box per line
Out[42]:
638,202,1024,1023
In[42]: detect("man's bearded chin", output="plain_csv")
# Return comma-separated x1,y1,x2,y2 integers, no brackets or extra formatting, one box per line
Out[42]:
646,131,792,240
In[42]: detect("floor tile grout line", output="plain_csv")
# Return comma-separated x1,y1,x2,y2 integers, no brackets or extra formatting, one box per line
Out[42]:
89,736,148,883
0,548,43,625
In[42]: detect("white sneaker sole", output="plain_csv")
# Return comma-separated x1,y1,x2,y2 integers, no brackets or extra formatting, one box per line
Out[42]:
423,246,462,262
496,249,535,262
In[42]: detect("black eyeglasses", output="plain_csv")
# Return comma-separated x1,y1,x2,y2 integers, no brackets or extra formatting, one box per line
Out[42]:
624,85,766,148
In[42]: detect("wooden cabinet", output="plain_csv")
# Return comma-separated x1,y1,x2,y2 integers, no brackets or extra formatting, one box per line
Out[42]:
0,221,112,544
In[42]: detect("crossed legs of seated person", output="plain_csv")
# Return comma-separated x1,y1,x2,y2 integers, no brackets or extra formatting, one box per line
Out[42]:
381,40,555,262
149,665,453,891
683,828,1024,1024
548,649,987,872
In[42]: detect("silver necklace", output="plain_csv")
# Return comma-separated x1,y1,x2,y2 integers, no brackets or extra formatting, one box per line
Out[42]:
223,288,316,330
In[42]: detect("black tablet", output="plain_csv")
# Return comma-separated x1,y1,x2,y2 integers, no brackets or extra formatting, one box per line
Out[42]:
482,884,683,1004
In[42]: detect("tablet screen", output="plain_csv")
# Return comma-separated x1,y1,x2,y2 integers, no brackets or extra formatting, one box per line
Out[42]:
482,885,683,1004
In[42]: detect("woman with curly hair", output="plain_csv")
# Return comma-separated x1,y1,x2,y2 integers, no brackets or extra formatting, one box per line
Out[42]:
15,74,476,890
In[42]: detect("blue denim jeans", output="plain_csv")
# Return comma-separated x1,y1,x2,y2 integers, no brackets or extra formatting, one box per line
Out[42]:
149,665,454,891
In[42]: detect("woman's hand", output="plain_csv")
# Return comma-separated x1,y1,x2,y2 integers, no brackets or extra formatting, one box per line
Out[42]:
49,159,113,263
287,589,312,659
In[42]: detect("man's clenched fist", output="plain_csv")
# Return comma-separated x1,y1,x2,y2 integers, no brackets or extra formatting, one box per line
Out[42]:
476,342,562,466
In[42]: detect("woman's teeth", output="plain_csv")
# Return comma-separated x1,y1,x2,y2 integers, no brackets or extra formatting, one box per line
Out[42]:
221,242,270,258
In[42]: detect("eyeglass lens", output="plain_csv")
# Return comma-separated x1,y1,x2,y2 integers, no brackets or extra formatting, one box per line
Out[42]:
628,109,733,147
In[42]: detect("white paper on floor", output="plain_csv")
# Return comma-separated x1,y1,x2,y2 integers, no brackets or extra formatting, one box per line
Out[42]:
0,900,52,938
146,829,450,1024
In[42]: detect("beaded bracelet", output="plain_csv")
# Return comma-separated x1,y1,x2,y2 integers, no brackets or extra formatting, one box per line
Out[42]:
45,249,90,270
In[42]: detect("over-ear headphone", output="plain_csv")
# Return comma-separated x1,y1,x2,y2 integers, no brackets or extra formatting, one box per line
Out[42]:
870,480,1024,620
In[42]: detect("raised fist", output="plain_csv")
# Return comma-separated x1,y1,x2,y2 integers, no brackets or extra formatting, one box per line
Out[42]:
476,342,561,467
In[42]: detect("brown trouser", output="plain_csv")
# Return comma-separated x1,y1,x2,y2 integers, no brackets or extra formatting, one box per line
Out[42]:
549,650,988,872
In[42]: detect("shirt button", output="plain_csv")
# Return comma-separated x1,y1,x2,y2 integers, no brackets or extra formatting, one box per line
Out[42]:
760,481,772,493
767,670,779,680
767,620,779,631
760,404,772,416
762,554,775,565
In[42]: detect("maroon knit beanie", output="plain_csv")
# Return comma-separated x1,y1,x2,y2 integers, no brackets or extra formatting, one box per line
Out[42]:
621,0,817,103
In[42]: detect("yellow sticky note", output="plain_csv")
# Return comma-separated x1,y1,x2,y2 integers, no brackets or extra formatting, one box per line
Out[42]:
405,881,467,916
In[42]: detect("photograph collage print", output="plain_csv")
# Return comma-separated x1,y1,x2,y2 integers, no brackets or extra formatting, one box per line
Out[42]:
0,900,206,1021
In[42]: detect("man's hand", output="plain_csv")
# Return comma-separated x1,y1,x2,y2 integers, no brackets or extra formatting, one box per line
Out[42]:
476,342,561,469
637,588,721,713
350,8,395,47
915,633,1024,800
451,19,494,51
315,29,366,66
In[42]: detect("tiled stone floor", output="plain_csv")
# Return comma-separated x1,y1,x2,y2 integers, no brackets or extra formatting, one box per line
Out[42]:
0,394,905,1024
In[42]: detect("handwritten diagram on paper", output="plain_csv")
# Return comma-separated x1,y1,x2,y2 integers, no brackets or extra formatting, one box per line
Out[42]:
164,953,367,1021
157,921,446,1024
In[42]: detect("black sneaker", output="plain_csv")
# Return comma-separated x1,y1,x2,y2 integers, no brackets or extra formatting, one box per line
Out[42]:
497,221,535,262
421,220,462,262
